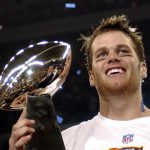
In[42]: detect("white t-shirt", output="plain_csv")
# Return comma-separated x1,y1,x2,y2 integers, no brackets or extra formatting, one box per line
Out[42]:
62,113,150,150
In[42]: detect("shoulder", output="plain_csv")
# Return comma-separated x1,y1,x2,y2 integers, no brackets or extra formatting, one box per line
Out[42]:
62,115,96,137
61,115,98,147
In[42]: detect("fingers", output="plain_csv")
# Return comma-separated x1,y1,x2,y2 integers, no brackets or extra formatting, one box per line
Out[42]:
14,118,35,132
12,120,35,140
9,108,36,150
9,135,32,150
15,134,32,149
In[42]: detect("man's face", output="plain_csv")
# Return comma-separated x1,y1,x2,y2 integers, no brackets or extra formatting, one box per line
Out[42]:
89,30,147,96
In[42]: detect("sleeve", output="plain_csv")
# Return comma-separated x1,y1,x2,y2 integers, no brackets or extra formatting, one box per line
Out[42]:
61,124,80,150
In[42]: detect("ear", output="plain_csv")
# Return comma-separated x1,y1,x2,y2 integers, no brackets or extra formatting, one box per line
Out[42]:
140,62,147,80
88,70,95,86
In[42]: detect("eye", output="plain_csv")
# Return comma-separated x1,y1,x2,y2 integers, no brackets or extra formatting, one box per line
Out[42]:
96,51,108,61
119,49,128,53
118,49,130,56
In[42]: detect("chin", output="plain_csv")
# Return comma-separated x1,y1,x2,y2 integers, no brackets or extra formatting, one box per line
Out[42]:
101,82,129,95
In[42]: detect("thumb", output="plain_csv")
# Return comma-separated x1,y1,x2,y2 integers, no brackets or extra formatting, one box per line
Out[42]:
17,108,26,123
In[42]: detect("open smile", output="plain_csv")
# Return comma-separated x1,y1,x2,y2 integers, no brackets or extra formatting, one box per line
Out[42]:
106,67,126,76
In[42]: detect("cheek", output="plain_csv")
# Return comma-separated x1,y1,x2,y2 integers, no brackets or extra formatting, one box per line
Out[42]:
92,60,108,82
92,66,105,86
128,60,141,77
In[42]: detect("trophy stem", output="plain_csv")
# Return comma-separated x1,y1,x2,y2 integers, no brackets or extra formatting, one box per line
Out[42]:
25,94,66,150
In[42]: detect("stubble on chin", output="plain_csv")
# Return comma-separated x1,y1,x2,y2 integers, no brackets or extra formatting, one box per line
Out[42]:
97,80,138,97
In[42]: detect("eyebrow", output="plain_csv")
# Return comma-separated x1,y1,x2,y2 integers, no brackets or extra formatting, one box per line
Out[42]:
94,44,131,54
94,47,107,56
116,44,131,49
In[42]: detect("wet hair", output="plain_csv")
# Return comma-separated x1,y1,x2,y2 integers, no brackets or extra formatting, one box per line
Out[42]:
80,14,145,70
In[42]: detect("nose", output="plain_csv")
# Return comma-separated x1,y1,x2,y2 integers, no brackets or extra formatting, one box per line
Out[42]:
107,51,120,64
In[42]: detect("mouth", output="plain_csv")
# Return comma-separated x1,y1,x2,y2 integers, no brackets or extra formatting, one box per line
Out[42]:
106,67,126,76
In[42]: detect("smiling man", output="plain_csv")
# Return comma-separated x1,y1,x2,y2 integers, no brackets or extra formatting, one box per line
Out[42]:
9,15,150,150
89,29,148,120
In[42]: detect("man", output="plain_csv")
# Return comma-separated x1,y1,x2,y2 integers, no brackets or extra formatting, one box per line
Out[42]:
9,15,150,150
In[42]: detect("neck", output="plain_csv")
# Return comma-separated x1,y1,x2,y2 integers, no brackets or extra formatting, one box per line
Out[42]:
99,89,149,120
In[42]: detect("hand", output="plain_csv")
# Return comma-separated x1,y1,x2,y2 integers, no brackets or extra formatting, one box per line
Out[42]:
9,108,36,150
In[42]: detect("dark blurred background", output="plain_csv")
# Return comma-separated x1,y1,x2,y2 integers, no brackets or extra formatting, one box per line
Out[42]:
0,0,150,149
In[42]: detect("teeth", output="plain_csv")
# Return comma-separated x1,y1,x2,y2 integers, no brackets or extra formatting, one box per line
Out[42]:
107,68,123,75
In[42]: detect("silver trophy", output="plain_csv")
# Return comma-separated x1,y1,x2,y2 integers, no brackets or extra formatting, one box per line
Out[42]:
0,40,72,150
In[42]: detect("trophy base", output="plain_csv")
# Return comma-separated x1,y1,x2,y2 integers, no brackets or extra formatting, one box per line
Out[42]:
25,94,66,150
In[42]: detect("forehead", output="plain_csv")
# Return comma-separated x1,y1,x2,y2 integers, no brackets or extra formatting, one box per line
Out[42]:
91,30,134,52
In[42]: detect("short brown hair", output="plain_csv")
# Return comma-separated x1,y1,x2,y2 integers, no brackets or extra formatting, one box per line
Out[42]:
81,15,145,70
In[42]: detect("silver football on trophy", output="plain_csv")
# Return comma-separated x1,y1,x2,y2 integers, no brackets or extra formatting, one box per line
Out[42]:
0,41,71,110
